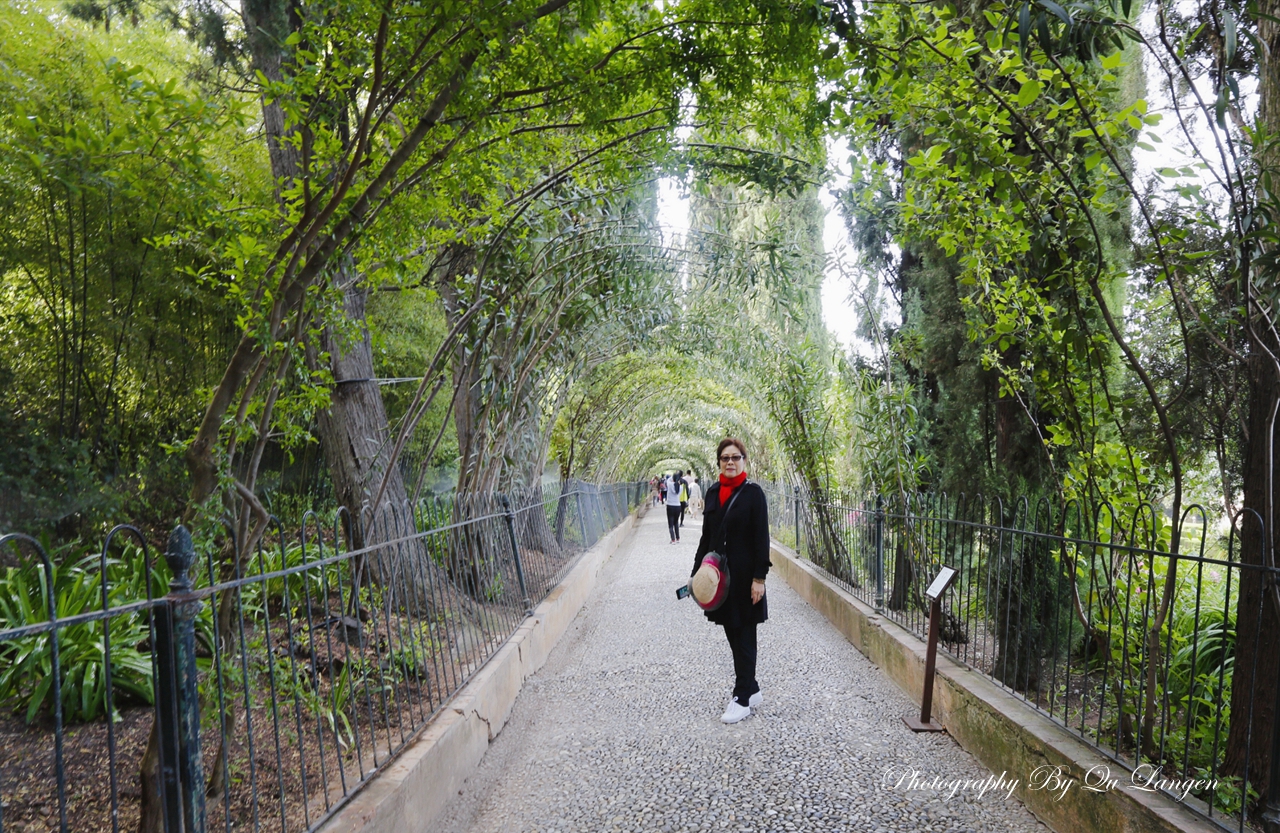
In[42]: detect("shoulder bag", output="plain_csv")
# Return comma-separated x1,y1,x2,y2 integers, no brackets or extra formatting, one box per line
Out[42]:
690,481,749,612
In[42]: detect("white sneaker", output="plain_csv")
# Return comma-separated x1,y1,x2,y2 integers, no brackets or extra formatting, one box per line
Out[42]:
721,698,751,724
748,691,762,710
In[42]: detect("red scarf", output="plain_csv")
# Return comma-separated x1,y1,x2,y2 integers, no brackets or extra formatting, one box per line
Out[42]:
718,471,748,506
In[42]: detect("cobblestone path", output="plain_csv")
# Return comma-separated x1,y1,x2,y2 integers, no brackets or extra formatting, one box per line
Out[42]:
436,509,1051,833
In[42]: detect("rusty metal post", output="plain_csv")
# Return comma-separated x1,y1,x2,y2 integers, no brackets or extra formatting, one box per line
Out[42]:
874,496,885,613
156,526,206,832
904,566,957,733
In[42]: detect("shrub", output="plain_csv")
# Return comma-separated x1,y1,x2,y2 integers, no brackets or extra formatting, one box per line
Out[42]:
0,546,154,723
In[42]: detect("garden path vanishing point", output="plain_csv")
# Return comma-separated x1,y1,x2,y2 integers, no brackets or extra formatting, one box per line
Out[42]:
435,509,1052,833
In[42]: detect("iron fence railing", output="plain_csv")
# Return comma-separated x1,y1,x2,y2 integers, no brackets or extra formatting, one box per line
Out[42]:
761,481,1279,833
0,480,643,833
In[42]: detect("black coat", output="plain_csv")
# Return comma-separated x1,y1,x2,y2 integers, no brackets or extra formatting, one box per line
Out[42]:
691,480,771,627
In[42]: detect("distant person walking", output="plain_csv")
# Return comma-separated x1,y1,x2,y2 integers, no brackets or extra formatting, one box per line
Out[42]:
678,471,690,528
665,472,683,543
687,476,703,519
691,438,770,723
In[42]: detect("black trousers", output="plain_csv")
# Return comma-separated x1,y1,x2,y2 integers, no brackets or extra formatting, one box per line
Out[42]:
666,505,681,540
679,501,688,526
723,621,759,703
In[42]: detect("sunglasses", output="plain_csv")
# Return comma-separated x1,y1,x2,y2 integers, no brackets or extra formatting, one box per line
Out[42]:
719,454,744,463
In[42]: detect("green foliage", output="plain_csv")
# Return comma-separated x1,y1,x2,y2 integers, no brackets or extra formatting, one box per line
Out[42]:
0,3,261,532
850,373,932,496
0,399,102,533
370,288,459,487
1077,545,1241,810
0,544,155,722
153,0,831,510
0,1,1265,825
766,337,838,492
237,538,333,616
829,0,1153,506
321,660,360,749
273,653,360,750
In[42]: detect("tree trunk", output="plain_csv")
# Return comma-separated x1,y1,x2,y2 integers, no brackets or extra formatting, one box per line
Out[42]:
135,728,163,833
140,1,300,828
434,244,484,492
1222,331,1280,802
888,537,914,611
313,274,402,533
515,483,561,558
555,477,571,547
314,272,487,627
1223,0,1280,807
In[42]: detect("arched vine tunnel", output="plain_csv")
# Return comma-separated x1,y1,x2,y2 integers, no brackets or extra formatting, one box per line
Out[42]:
3,0,1280,828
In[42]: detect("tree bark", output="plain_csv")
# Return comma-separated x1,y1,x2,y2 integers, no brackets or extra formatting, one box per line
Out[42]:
888,537,914,611
1223,0,1280,805
313,270,488,628
434,244,484,491
141,1,301,828
555,472,572,547
1223,331,1280,800
313,274,403,533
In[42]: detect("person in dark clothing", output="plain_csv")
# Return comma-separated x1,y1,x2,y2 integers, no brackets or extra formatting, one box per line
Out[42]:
691,438,770,723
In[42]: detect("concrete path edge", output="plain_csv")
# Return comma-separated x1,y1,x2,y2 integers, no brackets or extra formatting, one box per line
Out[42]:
770,541,1221,833
315,506,645,833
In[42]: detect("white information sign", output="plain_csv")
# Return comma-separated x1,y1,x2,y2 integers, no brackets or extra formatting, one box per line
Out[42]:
925,566,958,602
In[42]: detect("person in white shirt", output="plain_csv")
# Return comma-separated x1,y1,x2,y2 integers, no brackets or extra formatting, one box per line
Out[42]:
687,477,703,519
665,472,683,543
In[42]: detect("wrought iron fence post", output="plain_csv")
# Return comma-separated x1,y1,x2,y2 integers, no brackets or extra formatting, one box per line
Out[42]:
499,494,532,613
156,526,206,833
874,496,885,613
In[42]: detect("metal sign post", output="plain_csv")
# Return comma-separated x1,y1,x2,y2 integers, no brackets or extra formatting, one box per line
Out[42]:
904,566,958,733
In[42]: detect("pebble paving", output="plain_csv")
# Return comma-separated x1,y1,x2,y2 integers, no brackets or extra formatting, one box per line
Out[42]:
435,509,1052,833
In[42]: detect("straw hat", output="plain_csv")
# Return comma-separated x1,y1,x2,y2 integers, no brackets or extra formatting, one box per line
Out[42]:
691,551,729,611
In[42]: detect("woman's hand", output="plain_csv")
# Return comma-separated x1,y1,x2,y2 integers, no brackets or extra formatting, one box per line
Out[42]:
751,579,765,604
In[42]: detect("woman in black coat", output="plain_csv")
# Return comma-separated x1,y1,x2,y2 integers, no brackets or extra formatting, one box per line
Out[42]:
691,437,771,724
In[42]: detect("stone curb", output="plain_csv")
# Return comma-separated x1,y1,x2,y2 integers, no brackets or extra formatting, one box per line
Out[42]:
316,507,643,833
769,541,1220,833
